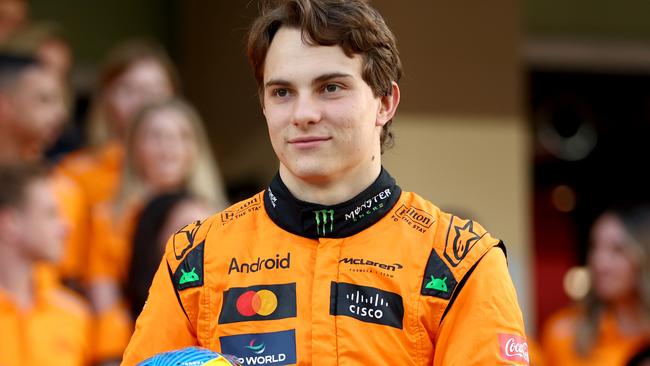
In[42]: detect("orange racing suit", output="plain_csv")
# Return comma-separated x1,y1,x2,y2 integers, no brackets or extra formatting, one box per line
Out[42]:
122,169,528,365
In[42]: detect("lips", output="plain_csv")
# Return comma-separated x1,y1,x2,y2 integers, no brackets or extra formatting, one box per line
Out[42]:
287,136,331,148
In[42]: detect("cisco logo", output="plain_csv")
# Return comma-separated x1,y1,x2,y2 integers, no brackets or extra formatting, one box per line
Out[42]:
330,282,404,329
345,289,391,320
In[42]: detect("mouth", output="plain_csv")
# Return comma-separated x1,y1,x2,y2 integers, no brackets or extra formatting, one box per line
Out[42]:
287,136,332,149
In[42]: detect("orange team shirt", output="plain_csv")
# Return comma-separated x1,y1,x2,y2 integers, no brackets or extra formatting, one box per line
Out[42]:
123,169,529,365
57,141,124,208
87,200,142,362
0,265,92,366
541,306,648,366
50,169,89,284
87,200,141,284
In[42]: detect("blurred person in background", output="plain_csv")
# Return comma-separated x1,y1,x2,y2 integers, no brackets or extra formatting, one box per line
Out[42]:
88,98,227,365
125,191,213,321
0,0,27,43
0,163,91,366
2,21,86,161
542,206,650,365
0,52,67,160
2,21,72,80
0,52,88,292
58,39,180,208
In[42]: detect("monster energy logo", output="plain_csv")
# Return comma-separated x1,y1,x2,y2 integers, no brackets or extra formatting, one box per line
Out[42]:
314,209,334,236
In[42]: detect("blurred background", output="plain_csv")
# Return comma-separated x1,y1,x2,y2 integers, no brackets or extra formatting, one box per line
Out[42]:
1,0,649,365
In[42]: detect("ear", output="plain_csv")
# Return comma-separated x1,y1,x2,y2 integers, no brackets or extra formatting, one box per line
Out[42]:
376,81,400,127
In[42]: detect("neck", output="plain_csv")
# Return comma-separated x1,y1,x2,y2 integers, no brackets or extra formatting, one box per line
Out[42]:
279,160,382,206
0,243,35,309
609,296,647,335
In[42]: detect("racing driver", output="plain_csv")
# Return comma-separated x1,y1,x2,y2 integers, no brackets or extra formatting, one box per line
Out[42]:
122,0,529,364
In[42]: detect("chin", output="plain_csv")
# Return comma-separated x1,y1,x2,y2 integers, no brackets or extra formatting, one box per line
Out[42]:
285,160,335,182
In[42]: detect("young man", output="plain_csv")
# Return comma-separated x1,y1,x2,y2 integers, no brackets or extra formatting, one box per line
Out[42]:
123,1,529,365
0,164,91,365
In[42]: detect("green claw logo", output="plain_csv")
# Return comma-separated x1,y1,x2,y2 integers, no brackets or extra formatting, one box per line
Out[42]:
178,267,200,285
314,209,334,236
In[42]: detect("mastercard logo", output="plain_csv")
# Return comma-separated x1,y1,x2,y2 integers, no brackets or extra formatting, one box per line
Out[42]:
236,289,278,316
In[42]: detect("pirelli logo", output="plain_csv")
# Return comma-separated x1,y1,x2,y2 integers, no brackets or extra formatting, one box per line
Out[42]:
394,205,434,233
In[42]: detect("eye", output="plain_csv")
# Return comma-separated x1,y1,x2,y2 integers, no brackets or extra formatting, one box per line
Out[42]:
273,88,290,98
324,84,341,93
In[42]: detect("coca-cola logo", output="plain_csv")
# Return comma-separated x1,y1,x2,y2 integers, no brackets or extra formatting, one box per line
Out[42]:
498,334,529,364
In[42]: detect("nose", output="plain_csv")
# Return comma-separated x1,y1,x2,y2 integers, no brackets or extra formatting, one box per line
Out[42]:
290,94,322,128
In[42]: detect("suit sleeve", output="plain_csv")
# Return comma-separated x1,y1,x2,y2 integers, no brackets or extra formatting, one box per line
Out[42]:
433,247,529,365
120,257,198,365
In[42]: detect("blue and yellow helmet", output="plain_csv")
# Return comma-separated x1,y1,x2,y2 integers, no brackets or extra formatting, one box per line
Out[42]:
137,347,240,366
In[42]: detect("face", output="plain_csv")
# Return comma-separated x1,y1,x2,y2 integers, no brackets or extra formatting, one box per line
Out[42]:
9,67,67,150
588,213,639,303
0,0,27,42
262,27,397,183
38,38,72,79
15,178,67,262
105,59,174,137
134,108,197,192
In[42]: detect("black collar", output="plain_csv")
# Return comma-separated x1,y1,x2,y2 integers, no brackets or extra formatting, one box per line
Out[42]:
263,168,402,238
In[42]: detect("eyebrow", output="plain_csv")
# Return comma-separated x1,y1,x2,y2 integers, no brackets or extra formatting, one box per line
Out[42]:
264,72,353,89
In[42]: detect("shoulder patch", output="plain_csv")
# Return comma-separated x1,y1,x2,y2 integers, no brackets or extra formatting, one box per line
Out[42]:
394,204,436,233
173,241,205,291
421,249,458,299
443,216,488,267
172,219,205,261
219,194,263,225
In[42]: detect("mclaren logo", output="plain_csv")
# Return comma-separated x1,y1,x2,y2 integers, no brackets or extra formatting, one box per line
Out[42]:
339,257,403,272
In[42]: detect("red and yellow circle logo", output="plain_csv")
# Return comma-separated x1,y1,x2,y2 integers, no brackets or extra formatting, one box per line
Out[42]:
235,289,278,316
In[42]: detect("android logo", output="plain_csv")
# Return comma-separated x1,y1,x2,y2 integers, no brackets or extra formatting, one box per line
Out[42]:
179,267,200,285
425,275,448,292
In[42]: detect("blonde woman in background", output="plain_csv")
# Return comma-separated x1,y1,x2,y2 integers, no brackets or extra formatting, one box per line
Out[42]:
87,98,228,365
542,206,650,365
58,39,180,207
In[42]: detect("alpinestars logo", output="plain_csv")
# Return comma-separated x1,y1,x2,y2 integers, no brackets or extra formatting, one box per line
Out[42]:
313,209,334,236
444,218,485,267
330,282,404,329
173,220,203,260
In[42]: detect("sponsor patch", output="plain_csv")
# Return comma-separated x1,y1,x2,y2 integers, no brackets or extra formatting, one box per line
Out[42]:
173,242,204,291
499,334,529,364
393,205,435,233
443,217,486,267
329,282,404,329
173,220,203,260
220,329,296,366
338,257,403,278
228,253,291,275
421,248,457,299
218,283,296,324
221,197,262,225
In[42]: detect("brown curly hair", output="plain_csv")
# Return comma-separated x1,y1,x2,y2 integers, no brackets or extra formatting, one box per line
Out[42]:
247,0,402,153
